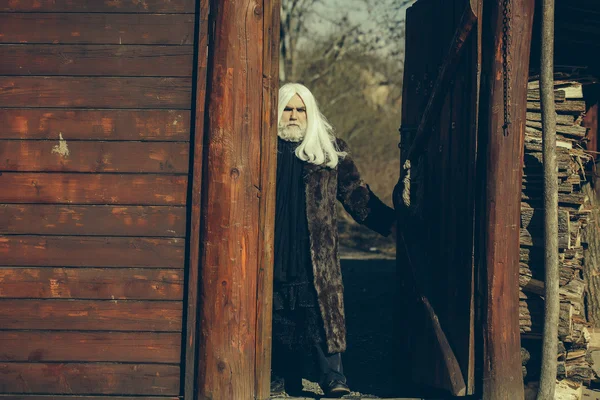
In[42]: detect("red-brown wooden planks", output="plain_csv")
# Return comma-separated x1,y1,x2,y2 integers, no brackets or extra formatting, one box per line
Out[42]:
0,109,191,141
0,14,194,45
0,1,198,396
0,77,192,109
0,205,186,236
0,363,180,395
0,45,194,77
0,332,181,363
0,299,182,331
0,397,178,400
0,0,195,13
0,236,185,267
0,396,179,400
0,268,184,300
0,173,187,205
0,141,189,173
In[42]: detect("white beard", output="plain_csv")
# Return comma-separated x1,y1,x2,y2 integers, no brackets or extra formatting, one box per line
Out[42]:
278,125,306,142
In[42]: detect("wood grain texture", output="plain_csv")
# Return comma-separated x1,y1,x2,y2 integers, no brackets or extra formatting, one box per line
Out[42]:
0,363,180,395
0,45,194,77
184,0,209,397
197,0,263,398
0,77,192,109
583,198,600,324
396,0,477,393
0,109,191,141
0,236,185,268
0,0,195,13
0,331,181,363
254,0,280,398
480,0,534,398
0,268,183,300
0,299,182,331
0,14,194,45
0,141,189,173
0,173,187,205
0,396,178,400
0,205,186,236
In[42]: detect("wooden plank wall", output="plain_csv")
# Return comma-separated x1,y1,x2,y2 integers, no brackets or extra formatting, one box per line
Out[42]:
0,1,197,398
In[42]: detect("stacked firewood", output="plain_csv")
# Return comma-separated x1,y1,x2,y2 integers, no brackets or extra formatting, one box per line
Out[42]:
519,80,594,389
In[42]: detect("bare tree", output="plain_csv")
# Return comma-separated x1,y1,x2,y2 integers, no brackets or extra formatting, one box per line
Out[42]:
278,0,415,256
279,0,414,83
280,0,322,82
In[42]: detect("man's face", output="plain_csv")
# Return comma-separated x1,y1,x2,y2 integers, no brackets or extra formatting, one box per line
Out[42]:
281,94,307,133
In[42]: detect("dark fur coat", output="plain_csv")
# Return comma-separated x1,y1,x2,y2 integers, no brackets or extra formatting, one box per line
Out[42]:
303,139,395,353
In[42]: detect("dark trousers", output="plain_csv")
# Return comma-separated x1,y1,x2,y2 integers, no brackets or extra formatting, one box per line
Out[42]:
271,342,346,392
315,344,346,385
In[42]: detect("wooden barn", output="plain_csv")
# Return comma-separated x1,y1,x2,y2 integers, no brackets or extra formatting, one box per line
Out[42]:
0,0,279,399
1,0,600,399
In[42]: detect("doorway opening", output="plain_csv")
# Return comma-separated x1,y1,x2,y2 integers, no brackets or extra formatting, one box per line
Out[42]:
272,0,413,398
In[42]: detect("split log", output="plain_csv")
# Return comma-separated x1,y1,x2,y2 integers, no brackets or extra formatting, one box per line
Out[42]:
519,227,570,249
527,100,586,114
526,111,577,126
527,88,566,102
522,79,593,388
525,120,588,139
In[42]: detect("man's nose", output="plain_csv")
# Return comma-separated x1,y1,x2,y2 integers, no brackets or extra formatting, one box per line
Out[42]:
290,110,298,119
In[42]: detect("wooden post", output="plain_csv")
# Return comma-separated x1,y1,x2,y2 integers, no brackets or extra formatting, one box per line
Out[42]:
255,0,281,399
479,0,534,398
196,0,278,398
185,0,210,398
538,1,559,398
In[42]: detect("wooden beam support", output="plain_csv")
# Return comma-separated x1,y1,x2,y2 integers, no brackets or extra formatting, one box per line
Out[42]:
184,0,210,398
479,0,535,399
196,0,277,398
255,0,281,398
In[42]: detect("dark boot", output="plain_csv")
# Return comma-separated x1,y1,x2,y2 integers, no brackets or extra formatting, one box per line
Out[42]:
315,345,351,398
270,374,285,396
271,344,304,396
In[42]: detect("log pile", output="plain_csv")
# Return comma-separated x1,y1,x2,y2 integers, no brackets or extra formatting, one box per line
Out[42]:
519,80,595,390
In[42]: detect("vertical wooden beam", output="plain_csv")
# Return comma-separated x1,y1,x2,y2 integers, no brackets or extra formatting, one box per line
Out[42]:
538,1,559,397
185,0,210,398
479,0,534,399
255,0,280,399
468,0,483,393
196,0,266,398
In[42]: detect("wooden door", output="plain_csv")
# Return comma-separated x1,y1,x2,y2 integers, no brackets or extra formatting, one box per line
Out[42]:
396,0,480,395
0,1,200,398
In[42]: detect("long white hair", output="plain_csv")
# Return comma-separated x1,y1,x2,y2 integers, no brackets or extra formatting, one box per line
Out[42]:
278,83,346,168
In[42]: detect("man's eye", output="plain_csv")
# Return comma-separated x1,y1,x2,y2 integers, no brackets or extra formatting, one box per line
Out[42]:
284,108,293,112
298,109,306,113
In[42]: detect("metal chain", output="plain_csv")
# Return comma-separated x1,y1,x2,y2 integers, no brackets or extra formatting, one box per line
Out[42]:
502,0,512,136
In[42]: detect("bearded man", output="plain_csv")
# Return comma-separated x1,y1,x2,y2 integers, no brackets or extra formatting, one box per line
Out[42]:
271,83,396,398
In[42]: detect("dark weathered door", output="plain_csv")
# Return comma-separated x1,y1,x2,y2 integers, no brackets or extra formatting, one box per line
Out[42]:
0,1,201,398
396,0,481,395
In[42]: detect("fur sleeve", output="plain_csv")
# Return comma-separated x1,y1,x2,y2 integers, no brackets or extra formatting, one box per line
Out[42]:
335,138,396,236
